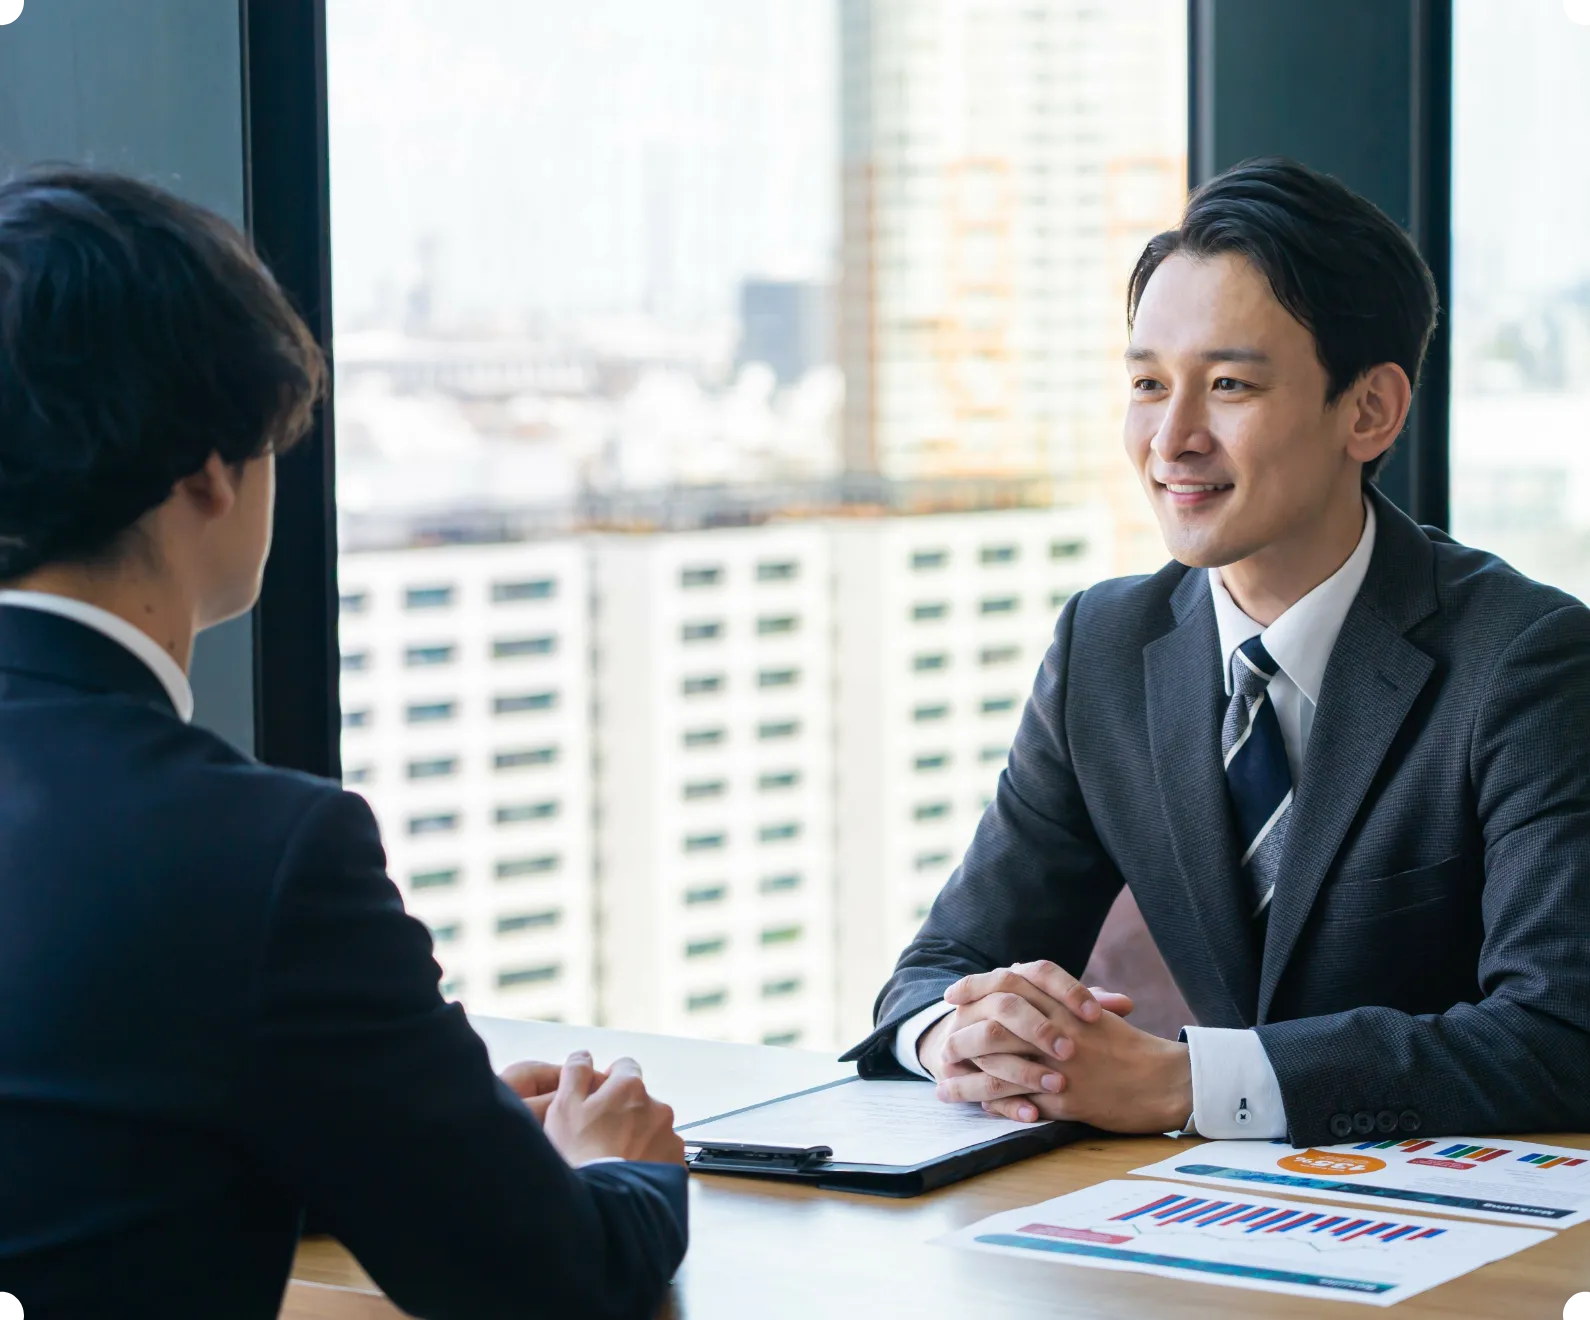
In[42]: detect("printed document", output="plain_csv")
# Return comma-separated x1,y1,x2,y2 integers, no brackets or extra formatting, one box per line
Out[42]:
1132,1137,1590,1229
937,1178,1550,1307
678,1077,1049,1167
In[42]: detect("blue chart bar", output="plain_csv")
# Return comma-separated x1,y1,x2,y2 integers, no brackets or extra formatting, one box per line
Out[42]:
1106,1192,1443,1244
973,1235,1396,1295
1172,1163,1572,1221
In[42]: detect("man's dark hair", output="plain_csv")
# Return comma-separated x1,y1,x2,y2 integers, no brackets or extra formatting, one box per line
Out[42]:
1126,156,1439,478
0,167,326,580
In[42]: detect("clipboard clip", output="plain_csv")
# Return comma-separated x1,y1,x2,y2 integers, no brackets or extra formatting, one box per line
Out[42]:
689,1141,834,1172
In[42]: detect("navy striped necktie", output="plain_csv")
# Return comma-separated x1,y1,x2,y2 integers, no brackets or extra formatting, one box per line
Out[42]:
1223,635,1293,920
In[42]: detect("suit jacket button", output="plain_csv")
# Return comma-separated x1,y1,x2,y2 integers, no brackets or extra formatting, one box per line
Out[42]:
1352,1112,1376,1135
1330,1113,1354,1139
1376,1110,1399,1134
1398,1110,1421,1133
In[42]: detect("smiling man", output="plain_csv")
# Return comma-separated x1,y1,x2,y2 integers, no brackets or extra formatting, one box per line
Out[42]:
841,157,1590,1145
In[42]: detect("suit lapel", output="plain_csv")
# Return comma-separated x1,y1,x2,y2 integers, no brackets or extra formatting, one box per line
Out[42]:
1257,490,1440,1019
1143,570,1261,1025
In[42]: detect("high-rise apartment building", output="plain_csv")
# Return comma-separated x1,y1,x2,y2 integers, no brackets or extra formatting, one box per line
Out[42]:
831,505,1111,1040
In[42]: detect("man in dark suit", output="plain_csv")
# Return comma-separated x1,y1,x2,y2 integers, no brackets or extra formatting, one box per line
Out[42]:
0,170,686,1318
843,157,1590,1147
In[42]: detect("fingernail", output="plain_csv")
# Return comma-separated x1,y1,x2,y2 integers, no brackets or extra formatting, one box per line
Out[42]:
1041,1074,1062,1093
1079,999,1101,1021
935,1083,950,1100
1019,1105,1037,1121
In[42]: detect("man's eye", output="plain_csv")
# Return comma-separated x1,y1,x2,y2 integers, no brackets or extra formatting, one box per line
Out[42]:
1132,378,1163,393
1213,377,1247,392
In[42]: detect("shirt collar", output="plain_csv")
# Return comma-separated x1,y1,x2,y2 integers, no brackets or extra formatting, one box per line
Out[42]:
1207,497,1378,704
0,590,194,722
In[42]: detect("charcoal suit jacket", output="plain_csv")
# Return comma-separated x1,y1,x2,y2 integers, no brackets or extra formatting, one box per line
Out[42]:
0,605,686,1319
842,486,1590,1146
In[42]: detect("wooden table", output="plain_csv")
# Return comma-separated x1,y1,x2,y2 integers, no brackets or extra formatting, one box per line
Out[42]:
283,1019,1590,1319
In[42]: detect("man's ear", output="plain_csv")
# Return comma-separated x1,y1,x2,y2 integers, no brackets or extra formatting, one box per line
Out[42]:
171,453,240,523
1344,363,1413,468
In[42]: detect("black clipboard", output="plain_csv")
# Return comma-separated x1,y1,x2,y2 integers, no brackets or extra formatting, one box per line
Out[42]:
679,1077,1088,1198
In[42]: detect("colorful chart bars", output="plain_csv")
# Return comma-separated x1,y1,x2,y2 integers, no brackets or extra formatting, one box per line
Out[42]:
1356,1139,1435,1153
1108,1193,1446,1242
1518,1152,1587,1169
1435,1143,1510,1162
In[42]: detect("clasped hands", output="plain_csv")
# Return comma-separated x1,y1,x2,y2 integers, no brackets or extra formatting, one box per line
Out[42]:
918,960,1192,1134
499,1052,685,1168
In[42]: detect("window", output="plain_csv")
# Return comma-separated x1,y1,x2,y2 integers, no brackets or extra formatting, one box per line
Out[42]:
760,925,802,946
914,850,952,871
681,620,724,642
912,601,949,621
980,745,1009,764
496,910,561,933
759,821,801,842
408,756,459,780
342,708,372,730
405,585,454,610
1050,538,1087,560
406,700,457,724
911,549,949,570
494,635,556,659
405,643,456,667
429,922,462,943
494,691,557,715
980,596,1019,615
687,988,730,1011
495,800,559,824
683,779,727,800
496,855,560,879
981,696,1018,715
912,653,948,672
913,801,951,822
756,615,798,636
684,832,727,852
912,704,950,723
761,1030,802,1047
495,746,558,770
344,765,373,784
758,720,800,740
685,884,728,906
914,753,949,772
758,770,801,791
341,650,370,672
980,644,1020,666
759,873,802,894
682,673,725,696
685,936,728,959
757,668,799,688
680,565,723,588
762,976,802,998
1050,590,1072,610
756,560,798,581
339,590,369,614
683,727,726,748
497,964,560,987
980,544,1018,564
408,812,459,835
411,867,460,890
492,579,556,602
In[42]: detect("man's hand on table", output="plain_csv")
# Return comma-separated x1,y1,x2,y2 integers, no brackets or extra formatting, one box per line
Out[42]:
918,960,1192,1134
500,1058,609,1123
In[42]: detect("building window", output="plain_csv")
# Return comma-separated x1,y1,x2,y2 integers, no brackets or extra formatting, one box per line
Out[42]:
683,779,727,800
980,544,1019,564
756,614,798,636
758,770,800,791
913,801,951,822
339,590,369,614
495,800,559,824
405,643,456,667
684,832,727,852
758,668,799,688
429,922,462,943
911,549,949,570
979,745,1009,763
439,978,465,999
761,976,802,999
757,720,799,740
686,988,729,1011
493,579,556,602
681,565,724,588
408,756,459,780
759,872,802,894
1050,538,1087,560
682,673,725,696
342,708,372,729
494,691,557,715
759,821,801,843
685,936,728,959
410,867,460,889
982,696,1018,715
683,727,726,748
760,924,802,946
915,850,952,871
761,1030,802,1047
681,620,724,642
496,855,560,879
912,704,949,722
408,812,460,836
685,884,728,906
912,653,948,672
494,635,556,659
1051,590,1072,610
914,753,949,772
341,650,370,672
405,585,455,610
344,765,373,784
980,596,1019,615
756,561,798,582
497,964,560,987
495,746,559,770
406,700,457,724
496,909,561,934
912,601,949,621
980,644,1020,666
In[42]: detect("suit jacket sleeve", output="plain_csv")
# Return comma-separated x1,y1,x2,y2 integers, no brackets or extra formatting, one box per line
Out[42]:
1256,603,1590,1145
840,591,1126,1074
239,787,687,1320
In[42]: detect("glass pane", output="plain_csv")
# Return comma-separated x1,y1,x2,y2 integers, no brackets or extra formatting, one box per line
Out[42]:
328,0,1186,1047
1450,1,1590,599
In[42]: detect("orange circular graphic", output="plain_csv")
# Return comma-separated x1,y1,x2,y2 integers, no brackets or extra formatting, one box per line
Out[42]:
1278,1148,1387,1176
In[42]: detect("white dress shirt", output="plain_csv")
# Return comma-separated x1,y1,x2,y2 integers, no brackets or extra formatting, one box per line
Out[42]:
0,589,194,722
893,499,1378,1140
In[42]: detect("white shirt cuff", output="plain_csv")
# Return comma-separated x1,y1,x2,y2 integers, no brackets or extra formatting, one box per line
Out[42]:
892,1000,956,1078
1183,1026,1286,1139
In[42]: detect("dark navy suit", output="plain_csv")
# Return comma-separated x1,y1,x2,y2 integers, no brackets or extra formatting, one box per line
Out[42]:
0,605,686,1319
